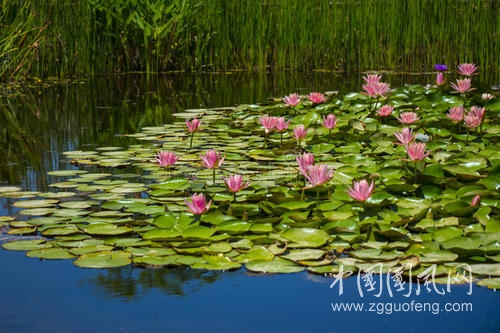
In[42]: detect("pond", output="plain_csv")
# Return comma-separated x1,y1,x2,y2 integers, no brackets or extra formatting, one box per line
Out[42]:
1,71,499,332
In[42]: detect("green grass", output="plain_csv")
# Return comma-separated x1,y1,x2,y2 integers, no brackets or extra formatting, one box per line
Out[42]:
1,0,499,80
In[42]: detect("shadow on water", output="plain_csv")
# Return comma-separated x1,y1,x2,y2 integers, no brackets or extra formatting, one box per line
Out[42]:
0,71,499,332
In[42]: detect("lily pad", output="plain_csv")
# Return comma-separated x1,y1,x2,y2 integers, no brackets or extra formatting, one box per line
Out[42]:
74,251,132,268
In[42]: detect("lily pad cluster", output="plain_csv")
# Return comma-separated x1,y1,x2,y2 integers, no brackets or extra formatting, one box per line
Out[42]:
1,72,499,287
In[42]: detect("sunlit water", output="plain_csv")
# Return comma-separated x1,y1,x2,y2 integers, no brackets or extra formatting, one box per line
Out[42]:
0,72,498,332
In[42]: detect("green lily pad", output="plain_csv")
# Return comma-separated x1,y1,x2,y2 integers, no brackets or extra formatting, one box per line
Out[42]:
281,249,325,261
2,239,49,251
245,257,304,273
74,251,132,268
281,228,330,248
27,248,75,260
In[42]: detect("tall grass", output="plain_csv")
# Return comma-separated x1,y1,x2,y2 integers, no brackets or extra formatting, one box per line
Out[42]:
1,0,499,81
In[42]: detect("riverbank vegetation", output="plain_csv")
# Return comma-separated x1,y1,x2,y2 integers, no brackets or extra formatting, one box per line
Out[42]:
1,0,499,80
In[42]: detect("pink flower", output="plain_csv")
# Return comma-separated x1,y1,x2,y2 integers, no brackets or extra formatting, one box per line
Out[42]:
471,195,481,207
185,118,201,133
458,63,478,76
200,149,225,169
275,117,290,132
446,106,464,122
322,114,337,130
470,106,485,119
259,115,278,134
347,179,375,202
154,151,179,168
394,127,414,146
362,81,391,98
463,112,482,129
184,193,212,215
436,72,446,86
376,105,394,117
283,93,301,107
406,142,430,161
224,174,249,194
396,111,420,124
307,92,327,104
451,78,473,94
304,164,334,188
296,152,315,176
293,124,307,141
363,74,382,84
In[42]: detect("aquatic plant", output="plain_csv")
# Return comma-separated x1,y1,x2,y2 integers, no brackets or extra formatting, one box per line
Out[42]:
1,67,499,286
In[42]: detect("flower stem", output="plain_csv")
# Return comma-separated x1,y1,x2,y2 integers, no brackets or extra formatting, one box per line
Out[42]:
212,168,216,186
189,132,194,149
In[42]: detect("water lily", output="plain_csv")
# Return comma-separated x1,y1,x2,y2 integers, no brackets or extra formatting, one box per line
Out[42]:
482,93,494,101
469,106,485,119
471,195,481,207
436,72,446,86
405,142,430,161
394,127,413,146
296,152,315,176
259,115,278,134
434,64,448,71
307,92,327,104
446,106,464,122
363,74,382,84
458,63,478,76
362,81,391,99
275,116,290,144
451,78,474,94
200,149,225,185
293,124,307,148
347,179,375,202
303,164,333,188
396,111,420,124
224,174,249,196
184,193,212,215
186,118,202,149
463,111,482,129
154,151,179,168
283,93,301,107
376,105,393,117
322,114,337,130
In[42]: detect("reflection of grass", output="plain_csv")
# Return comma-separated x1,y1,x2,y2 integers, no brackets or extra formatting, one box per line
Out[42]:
87,266,222,300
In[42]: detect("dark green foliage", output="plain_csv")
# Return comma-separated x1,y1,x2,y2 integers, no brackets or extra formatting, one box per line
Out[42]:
1,0,500,79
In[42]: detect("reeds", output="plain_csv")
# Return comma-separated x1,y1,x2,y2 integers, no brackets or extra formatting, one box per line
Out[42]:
1,0,499,81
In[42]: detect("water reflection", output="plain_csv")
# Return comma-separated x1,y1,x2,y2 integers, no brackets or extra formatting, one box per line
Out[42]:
83,266,223,300
0,71,445,192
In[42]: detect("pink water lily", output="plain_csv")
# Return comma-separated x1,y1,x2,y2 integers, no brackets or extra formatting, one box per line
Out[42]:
451,78,474,94
363,74,382,84
446,106,464,122
307,92,327,104
469,106,485,119
303,164,334,188
224,174,249,194
293,124,307,141
259,115,278,133
464,112,482,129
184,193,212,215
296,152,315,176
396,111,420,124
482,93,494,101
436,72,445,86
275,117,290,132
376,105,394,117
471,195,481,207
154,151,179,167
283,93,301,107
458,63,478,76
200,149,225,169
394,127,414,146
362,81,391,98
406,142,430,161
322,114,337,130
347,179,375,202
185,118,201,133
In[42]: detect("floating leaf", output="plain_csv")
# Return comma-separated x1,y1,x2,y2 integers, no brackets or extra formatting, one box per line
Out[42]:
246,257,304,273
74,251,131,268
281,228,330,248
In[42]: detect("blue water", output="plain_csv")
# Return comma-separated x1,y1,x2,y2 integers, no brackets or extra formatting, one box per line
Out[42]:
1,248,498,333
